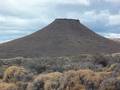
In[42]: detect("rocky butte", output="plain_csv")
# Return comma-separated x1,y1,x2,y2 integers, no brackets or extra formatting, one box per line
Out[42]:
0,19,120,58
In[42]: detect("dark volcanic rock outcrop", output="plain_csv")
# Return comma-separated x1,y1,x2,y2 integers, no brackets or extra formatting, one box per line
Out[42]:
0,19,120,58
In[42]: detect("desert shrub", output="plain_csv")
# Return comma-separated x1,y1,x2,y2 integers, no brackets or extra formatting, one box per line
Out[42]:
79,70,111,90
44,80,60,90
27,72,62,90
30,64,46,74
72,84,85,90
13,57,23,66
27,69,112,90
58,70,86,90
0,66,5,79
105,63,118,72
0,60,3,66
99,77,120,90
111,53,120,62
0,82,18,90
93,54,109,67
16,81,28,90
78,69,101,90
110,64,120,77
49,65,65,72
27,82,35,90
58,69,111,90
25,60,47,74
3,66,30,83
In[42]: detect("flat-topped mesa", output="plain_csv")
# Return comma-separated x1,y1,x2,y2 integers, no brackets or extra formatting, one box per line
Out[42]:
49,18,81,31
54,18,80,24
0,18,120,58
55,18,80,22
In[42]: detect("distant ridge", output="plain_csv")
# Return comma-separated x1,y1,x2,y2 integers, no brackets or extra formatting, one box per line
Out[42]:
0,18,120,58
112,38,120,42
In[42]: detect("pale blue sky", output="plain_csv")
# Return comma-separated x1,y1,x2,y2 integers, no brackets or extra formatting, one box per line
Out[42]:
0,0,120,43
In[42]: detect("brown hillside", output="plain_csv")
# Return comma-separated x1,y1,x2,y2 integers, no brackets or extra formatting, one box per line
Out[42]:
111,38,120,42
0,19,120,58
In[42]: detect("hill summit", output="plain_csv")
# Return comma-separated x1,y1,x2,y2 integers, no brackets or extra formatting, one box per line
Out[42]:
0,18,120,58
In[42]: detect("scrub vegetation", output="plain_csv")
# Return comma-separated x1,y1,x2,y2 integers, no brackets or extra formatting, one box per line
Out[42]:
0,53,120,90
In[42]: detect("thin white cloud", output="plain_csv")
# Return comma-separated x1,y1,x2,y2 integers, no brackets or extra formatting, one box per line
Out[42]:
65,10,110,24
0,0,90,19
0,14,48,34
108,13,120,26
78,10,120,27
0,30,21,34
0,0,90,11
102,33,120,38
59,0,90,5
82,10,110,22
0,30,31,35
105,0,120,3
0,40,10,44
20,0,90,6
0,15,29,26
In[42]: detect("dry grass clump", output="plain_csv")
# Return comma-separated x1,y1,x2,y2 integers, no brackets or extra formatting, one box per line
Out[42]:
58,69,111,90
28,69,112,90
59,70,86,90
0,82,18,90
3,66,28,83
72,84,85,90
1,66,31,90
16,81,28,90
0,65,118,90
37,72,62,90
77,70,102,89
27,72,62,90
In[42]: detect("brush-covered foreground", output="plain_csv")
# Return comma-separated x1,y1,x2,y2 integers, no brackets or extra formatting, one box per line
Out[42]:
0,53,120,90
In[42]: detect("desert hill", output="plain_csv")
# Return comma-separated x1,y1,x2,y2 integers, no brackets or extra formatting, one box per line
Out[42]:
0,19,120,58
112,38,120,42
